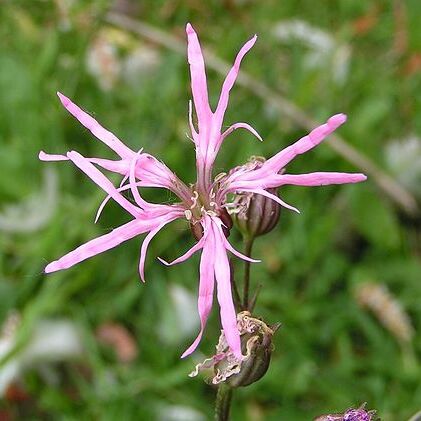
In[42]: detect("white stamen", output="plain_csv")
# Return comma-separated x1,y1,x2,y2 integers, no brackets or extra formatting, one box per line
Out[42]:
205,210,218,217
214,172,227,183
190,191,199,209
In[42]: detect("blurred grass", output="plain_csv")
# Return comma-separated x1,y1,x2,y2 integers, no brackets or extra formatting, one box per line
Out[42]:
1,0,421,420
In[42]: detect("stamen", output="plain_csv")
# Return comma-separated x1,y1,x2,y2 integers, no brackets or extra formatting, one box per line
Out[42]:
214,172,227,183
225,192,253,216
184,209,193,220
209,189,217,209
205,209,218,217
190,191,199,209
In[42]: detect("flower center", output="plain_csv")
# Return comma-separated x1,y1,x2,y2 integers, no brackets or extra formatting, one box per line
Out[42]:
184,189,218,222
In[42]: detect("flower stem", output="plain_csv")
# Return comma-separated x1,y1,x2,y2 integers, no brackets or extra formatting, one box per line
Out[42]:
229,258,242,311
215,384,233,421
242,236,254,310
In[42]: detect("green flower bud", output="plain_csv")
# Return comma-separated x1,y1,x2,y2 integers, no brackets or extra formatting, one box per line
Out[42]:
229,157,281,239
189,311,280,388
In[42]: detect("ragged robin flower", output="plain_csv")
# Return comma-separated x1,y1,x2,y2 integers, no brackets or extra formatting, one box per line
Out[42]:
41,23,366,359
314,402,377,420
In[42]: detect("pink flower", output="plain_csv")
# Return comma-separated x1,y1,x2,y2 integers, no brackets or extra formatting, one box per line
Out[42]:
41,23,366,359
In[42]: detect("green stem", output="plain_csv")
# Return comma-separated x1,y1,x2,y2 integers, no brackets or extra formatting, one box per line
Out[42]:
229,258,242,311
242,237,254,310
215,384,233,421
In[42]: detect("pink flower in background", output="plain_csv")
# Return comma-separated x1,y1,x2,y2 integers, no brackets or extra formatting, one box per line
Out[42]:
41,23,366,359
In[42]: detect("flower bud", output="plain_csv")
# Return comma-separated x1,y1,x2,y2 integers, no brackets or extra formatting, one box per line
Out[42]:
229,157,281,239
189,311,280,388
314,403,377,421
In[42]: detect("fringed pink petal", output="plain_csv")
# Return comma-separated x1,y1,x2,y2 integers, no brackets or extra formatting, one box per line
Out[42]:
278,172,367,186
132,154,192,202
138,219,175,283
90,153,186,199
129,151,155,210
224,239,261,263
214,35,257,129
142,205,185,220
188,100,198,141
119,173,130,188
39,151,69,161
66,151,140,218
265,114,347,172
186,24,212,132
135,155,172,188
95,197,110,224
41,153,130,177
44,219,147,273
212,217,260,263
238,188,301,214
218,122,263,149
89,157,129,175
94,179,146,224
57,92,133,158
181,228,215,358
212,222,242,359
158,233,206,266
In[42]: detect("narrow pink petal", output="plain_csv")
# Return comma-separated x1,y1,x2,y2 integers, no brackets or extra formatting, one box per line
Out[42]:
133,154,191,202
67,151,140,218
158,233,206,266
142,205,185,220
218,122,263,149
212,217,260,263
185,24,212,130
223,238,261,263
214,35,257,129
41,153,130,177
138,218,176,283
57,92,133,158
89,157,129,175
118,173,129,188
212,222,242,359
129,151,154,210
188,100,198,141
39,151,68,161
94,179,146,224
237,188,301,214
265,114,347,172
95,195,112,224
90,155,182,194
278,172,367,186
181,233,215,358
45,219,147,273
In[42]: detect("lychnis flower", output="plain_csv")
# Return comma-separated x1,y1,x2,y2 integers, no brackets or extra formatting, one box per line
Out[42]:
41,23,366,359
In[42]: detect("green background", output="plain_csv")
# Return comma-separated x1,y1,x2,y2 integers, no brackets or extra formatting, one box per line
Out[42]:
1,1,421,419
